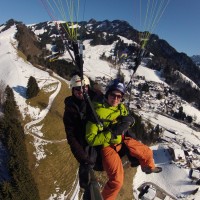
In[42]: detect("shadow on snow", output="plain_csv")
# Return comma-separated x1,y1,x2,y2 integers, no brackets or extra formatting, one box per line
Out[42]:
13,85,27,98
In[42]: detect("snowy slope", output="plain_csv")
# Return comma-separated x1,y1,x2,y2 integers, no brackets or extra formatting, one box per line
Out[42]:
83,39,118,80
0,25,200,200
0,25,59,120
133,111,200,199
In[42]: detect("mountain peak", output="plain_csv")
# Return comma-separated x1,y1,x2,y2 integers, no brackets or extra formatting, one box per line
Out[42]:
88,18,97,24
191,55,200,67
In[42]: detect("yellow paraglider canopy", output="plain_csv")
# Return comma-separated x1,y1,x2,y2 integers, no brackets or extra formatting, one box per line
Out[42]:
133,0,170,48
40,0,83,41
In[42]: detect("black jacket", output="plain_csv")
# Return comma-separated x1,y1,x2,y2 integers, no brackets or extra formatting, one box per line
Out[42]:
63,90,102,164
63,95,88,163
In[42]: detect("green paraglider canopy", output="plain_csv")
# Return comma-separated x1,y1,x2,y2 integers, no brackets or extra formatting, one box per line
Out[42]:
133,0,170,48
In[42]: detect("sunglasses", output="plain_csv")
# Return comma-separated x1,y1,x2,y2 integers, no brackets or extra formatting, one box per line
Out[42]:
74,85,88,91
109,93,122,99
74,86,82,91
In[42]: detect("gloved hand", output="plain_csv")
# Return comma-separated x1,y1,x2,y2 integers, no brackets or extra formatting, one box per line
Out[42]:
110,115,135,137
82,146,97,166
117,115,135,127
110,122,129,136
82,156,95,165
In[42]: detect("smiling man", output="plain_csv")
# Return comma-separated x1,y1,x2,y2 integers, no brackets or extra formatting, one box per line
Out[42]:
86,78,162,200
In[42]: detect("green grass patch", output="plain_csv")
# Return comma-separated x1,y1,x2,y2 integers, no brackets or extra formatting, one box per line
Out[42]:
25,134,37,170
25,77,79,199
26,86,56,110
17,50,27,60
40,79,71,140
34,141,78,200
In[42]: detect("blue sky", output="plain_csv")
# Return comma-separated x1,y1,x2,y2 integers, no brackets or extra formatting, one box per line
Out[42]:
1,0,200,56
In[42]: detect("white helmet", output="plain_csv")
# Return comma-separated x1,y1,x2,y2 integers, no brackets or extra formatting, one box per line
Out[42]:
70,74,90,88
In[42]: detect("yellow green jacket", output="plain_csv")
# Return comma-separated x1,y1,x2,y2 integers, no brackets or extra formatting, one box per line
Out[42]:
85,99,128,147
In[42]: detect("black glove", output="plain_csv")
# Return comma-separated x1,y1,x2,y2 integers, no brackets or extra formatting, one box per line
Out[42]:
110,115,135,137
79,163,91,189
110,122,129,136
82,146,97,166
82,156,95,165
117,115,135,126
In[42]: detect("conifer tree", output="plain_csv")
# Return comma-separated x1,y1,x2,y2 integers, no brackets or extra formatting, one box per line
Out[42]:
0,86,39,200
26,76,39,99
3,86,18,117
0,80,6,108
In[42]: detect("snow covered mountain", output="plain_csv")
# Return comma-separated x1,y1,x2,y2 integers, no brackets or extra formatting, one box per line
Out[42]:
0,19,200,200
21,19,200,110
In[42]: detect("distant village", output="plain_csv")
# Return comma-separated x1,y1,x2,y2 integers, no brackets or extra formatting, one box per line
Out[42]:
95,64,199,128
135,133,200,200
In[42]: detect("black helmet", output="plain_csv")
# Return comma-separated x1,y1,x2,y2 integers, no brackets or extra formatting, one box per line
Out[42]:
105,79,126,96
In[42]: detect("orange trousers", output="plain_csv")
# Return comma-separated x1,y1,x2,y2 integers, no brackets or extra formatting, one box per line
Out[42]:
101,137,155,200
